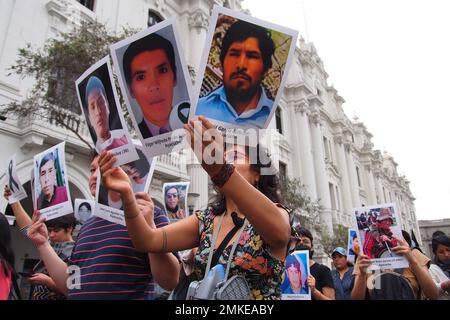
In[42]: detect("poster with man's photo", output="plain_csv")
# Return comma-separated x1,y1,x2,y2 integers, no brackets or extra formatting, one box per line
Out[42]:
191,5,298,135
94,143,156,226
33,142,73,220
75,56,139,166
353,203,408,270
110,18,193,158
282,250,311,300
347,229,361,264
163,182,189,221
74,199,95,225
5,155,27,204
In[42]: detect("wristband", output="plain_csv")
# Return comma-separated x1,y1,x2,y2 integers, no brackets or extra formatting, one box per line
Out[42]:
211,163,235,188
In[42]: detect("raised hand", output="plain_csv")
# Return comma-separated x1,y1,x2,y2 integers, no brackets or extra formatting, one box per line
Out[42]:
356,254,372,274
392,237,413,261
98,151,132,196
27,211,48,247
184,116,225,178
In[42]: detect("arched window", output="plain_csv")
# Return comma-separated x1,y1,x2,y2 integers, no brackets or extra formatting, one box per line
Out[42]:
77,0,95,11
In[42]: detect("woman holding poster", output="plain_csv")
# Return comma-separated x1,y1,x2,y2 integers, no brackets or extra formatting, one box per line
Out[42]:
98,115,291,300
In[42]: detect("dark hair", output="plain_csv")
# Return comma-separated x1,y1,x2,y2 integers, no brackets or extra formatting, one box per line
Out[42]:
39,152,55,172
0,213,15,277
220,20,275,73
295,226,313,243
166,186,179,196
79,202,92,212
432,231,446,239
401,230,412,248
285,254,301,272
89,150,99,162
432,235,450,255
123,33,177,87
45,214,76,232
210,144,284,215
124,149,150,178
352,232,358,240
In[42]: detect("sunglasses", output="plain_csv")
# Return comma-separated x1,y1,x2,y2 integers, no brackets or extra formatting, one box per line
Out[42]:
166,193,178,198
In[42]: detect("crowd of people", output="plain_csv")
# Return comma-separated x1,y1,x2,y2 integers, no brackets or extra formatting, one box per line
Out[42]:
0,116,449,301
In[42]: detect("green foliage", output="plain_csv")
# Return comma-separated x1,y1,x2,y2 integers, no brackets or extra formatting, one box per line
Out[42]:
320,224,349,258
280,177,323,233
1,20,137,149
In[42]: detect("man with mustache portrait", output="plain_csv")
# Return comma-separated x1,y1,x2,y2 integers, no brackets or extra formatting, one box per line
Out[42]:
196,20,275,128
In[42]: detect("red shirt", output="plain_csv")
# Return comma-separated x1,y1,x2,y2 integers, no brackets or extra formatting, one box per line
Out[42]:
0,263,12,300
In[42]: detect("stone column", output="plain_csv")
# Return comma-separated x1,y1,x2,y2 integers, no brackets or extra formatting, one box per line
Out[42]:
345,143,361,208
334,134,353,217
365,165,377,205
187,162,209,212
294,101,317,199
309,110,333,234
187,9,209,71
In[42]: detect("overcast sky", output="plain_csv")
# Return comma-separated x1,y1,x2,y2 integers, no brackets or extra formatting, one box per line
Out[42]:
243,0,450,221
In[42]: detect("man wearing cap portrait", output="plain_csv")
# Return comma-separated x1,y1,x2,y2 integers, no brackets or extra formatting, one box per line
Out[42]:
363,207,398,258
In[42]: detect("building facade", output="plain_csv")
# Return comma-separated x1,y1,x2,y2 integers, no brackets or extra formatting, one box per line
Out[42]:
0,0,420,272
419,219,450,259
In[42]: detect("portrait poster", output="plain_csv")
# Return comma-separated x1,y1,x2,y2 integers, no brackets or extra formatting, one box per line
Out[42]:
74,199,95,225
75,56,139,166
353,203,408,270
5,154,27,204
347,228,361,264
162,182,189,221
191,5,298,137
33,142,73,220
94,143,156,226
110,18,193,158
282,250,311,300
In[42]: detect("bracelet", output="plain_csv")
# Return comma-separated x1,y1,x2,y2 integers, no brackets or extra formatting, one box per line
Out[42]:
123,199,139,219
211,163,235,188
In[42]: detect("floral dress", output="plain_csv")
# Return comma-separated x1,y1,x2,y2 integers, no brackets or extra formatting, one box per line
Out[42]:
193,209,285,300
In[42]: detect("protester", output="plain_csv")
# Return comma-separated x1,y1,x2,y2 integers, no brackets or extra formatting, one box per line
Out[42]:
351,231,439,300
4,185,74,300
0,213,21,300
429,235,450,299
290,226,335,300
27,152,180,300
331,247,354,300
98,116,291,300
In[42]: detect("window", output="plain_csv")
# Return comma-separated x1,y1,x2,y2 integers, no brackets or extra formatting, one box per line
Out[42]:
329,183,336,210
279,162,287,185
356,166,361,187
275,108,283,135
335,185,341,210
148,10,163,27
323,137,330,161
77,0,95,11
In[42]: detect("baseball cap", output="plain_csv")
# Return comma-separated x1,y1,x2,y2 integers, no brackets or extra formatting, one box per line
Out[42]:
332,247,347,257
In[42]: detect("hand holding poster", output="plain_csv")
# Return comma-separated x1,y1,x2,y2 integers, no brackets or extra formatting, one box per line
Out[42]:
95,143,156,226
110,18,193,158
192,5,298,132
282,250,311,300
353,203,408,270
33,142,73,221
76,56,139,167
4,155,27,204
163,182,189,221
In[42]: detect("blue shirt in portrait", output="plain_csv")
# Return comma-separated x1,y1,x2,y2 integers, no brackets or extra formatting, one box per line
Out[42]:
195,85,273,128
